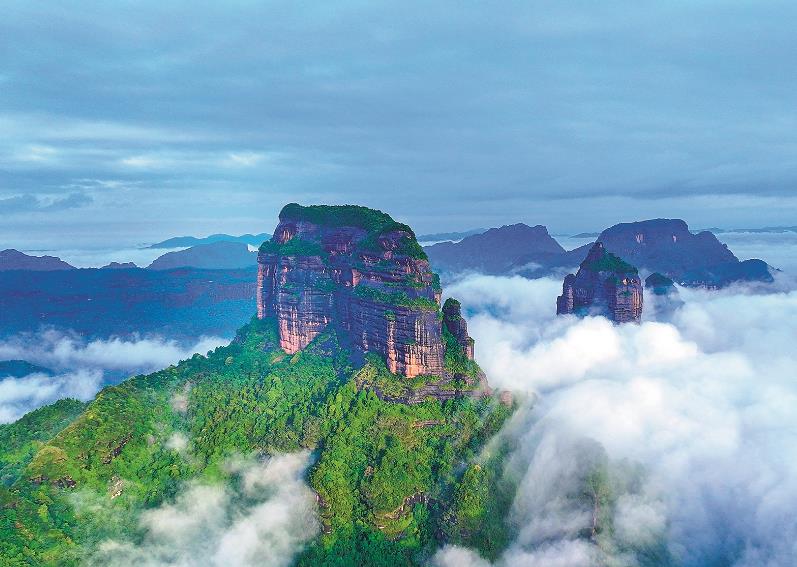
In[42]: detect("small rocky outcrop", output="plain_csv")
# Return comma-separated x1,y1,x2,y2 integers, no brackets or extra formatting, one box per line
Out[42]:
557,242,643,323
645,272,677,296
100,261,138,269
645,272,683,317
257,204,475,378
442,298,474,360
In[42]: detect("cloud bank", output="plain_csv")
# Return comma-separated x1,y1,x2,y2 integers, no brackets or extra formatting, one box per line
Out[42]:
437,275,797,566
89,452,319,567
0,331,226,423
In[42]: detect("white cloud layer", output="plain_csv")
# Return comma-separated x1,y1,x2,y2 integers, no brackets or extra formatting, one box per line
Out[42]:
89,452,319,567
439,275,797,566
0,331,226,423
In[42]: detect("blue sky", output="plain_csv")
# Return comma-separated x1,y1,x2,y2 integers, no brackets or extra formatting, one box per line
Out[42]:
2,1,797,248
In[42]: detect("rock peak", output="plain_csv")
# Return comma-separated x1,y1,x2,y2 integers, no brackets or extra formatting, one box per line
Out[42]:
257,204,476,378
442,298,475,361
557,243,643,323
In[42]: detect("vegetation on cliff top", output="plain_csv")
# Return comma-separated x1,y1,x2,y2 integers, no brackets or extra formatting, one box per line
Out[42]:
279,203,410,235
266,203,427,260
585,248,639,274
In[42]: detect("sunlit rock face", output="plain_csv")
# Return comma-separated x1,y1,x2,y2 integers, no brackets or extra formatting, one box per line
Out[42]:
256,204,453,377
557,242,643,323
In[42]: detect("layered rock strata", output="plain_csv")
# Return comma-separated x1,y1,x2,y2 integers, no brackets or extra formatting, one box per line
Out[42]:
257,204,468,378
556,242,643,323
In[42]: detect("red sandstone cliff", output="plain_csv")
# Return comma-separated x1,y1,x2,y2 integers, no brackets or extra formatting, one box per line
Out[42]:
256,204,462,378
556,242,643,323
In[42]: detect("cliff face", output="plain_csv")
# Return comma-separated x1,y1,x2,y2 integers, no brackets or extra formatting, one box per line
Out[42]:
557,242,643,323
257,204,463,378
442,298,474,360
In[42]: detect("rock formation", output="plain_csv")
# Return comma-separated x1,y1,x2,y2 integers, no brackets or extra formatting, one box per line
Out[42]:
592,219,773,286
556,242,643,323
101,262,138,269
257,204,478,378
502,218,774,288
442,298,474,360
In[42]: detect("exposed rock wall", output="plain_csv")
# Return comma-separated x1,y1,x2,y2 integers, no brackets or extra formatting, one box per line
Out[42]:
442,298,474,360
257,204,454,377
557,242,643,323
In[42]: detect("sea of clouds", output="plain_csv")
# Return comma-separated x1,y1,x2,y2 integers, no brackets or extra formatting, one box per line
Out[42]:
5,235,797,566
0,331,226,423
429,273,797,566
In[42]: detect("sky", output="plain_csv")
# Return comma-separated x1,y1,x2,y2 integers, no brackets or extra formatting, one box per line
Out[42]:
2,1,797,249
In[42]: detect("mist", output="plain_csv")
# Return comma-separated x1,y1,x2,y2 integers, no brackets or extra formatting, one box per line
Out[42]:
434,274,797,566
0,331,226,423
88,452,319,567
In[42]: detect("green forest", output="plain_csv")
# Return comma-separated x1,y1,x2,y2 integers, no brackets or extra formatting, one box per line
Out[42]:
0,317,516,566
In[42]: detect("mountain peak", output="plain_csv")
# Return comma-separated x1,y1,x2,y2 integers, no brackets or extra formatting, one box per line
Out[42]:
424,222,564,275
257,204,478,381
557,243,643,323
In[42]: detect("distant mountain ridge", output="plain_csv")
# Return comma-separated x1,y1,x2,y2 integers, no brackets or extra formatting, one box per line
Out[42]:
146,232,271,249
425,223,564,274
0,266,257,341
0,249,75,271
0,360,55,378
147,241,257,270
424,219,774,288
416,228,485,242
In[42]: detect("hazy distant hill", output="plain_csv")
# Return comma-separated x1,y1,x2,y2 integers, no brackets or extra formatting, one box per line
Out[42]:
100,261,138,269
516,219,774,287
416,228,485,242
425,223,564,274
424,219,774,288
0,360,54,378
146,232,271,249
148,241,257,270
0,249,75,271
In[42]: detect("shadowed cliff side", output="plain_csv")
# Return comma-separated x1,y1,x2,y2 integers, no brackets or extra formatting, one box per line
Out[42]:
557,242,643,323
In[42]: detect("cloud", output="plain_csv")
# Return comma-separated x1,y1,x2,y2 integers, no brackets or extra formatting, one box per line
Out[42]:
444,275,797,566
0,331,226,423
89,452,319,567
4,2,797,246
0,369,101,423
226,152,266,167
0,192,92,213
0,330,226,373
